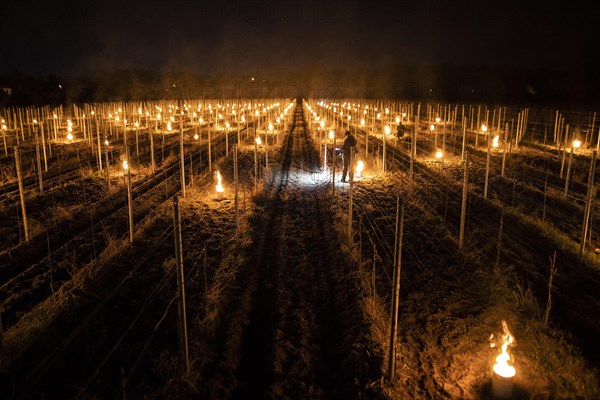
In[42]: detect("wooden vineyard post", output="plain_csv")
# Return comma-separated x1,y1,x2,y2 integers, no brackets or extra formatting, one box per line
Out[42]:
387,196,404,381
461,117,466,160
96,118,102,171
560,125,569,178
332,134,337,193
501,123,509,178
348,148,354,245
410,105,420,192
105,136,111,192
126,147,133,243
14,147,29,242
581,151,596,254
208,126,213,173
225,123,229,156
564,141,575,198
382,125,387,173
234,144,240,242
459,152,469,250
40,120,48,172
484,130,491,200
173,196,190,374
35,131,43,194
254,128,258,193
150,128,155,174
180,119,186,197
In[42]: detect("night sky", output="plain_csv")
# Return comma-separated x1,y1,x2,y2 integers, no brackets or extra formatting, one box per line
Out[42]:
1,0,597,76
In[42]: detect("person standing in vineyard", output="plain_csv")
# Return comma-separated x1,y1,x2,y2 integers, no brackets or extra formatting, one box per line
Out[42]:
341,130,357,183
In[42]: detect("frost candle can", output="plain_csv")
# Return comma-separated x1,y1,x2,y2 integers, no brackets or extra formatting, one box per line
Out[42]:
491,371,514,399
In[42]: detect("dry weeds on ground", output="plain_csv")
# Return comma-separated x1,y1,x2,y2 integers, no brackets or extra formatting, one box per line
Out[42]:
332,173,599,399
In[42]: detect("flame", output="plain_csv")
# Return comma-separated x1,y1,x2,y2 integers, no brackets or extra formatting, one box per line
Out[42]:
215,171,224,193
493,135,500,148
122,160,129,170
355,160,364,178
491,320,516,378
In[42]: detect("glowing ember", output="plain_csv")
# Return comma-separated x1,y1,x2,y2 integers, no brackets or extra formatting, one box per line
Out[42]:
104,139,109,146
490,320,516,378
355,160,364,178
493,135,500,148
215,171,224,193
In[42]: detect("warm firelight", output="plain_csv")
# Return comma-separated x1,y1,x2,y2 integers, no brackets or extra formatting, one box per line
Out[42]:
215,171,224,193
491,320,516,378
122,160,129,170
355,160,364,178
493,135,500,148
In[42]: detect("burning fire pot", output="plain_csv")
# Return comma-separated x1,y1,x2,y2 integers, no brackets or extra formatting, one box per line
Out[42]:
490,320,516,399
215,170,224,200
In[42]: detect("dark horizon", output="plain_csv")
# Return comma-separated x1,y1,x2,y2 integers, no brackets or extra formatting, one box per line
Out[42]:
1,1,598,105
2,1,598,75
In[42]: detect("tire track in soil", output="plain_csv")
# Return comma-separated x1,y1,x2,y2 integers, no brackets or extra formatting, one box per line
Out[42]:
232,102,365,399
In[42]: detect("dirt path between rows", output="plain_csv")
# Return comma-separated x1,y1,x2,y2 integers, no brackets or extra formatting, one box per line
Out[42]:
230,102,382,399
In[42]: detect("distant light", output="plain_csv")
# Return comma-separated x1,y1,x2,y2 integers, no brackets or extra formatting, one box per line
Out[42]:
395,116,400,124
430,124,435,131
329,130,334,139
573,139,581,149
104,139,109,146
67,132,73,141
436,150,443,159
384,126,391,135
194,133,199,140
256,137,262,145
435,117,441,123
122,160,129,170
481,124,488,133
